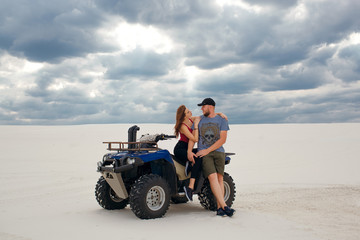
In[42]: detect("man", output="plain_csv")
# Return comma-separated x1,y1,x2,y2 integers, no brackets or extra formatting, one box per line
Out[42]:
187,98,235,217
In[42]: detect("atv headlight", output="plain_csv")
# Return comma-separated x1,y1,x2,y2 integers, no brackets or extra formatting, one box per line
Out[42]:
126,158,136,165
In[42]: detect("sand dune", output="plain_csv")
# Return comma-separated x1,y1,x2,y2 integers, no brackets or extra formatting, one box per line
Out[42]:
0,123,359,240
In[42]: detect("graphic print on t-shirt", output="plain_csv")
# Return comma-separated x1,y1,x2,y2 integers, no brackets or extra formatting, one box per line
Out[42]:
200,122,220,148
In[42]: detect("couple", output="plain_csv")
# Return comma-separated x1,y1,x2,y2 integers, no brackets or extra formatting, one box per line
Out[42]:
173,98,235,217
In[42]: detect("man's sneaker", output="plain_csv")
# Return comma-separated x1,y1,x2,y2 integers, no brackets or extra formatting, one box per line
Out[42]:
185,161,192,177
223,206,235,217
216,208,226,217
183,186,193,201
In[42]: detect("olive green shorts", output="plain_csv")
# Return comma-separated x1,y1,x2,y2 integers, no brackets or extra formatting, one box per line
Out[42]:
202,151,225,178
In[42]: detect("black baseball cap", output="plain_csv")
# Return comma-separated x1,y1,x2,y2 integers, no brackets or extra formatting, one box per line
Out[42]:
197,98,216,106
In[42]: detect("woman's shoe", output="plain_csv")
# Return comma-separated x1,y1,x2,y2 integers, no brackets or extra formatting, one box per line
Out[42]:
183,186,193,201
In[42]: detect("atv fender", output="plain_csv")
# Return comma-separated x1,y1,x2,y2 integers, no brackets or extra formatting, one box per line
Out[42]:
101,171,128,199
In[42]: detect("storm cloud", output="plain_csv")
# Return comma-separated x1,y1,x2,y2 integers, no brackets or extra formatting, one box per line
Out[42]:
1,0,359,124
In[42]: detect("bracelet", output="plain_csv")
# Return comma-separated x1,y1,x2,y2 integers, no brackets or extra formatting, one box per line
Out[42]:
194,128,198,130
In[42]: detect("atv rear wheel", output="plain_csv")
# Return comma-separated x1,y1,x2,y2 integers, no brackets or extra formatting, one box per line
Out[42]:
95,176,129,210
198,172,236,211
129,174,171,219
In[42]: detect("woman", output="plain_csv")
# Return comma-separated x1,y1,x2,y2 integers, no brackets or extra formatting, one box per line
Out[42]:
174,105,200,201
174,105,227,201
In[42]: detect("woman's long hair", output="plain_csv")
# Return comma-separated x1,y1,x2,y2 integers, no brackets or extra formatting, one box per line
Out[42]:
174,105,186,138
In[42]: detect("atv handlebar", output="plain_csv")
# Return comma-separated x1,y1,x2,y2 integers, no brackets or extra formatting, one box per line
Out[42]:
155,134,176,142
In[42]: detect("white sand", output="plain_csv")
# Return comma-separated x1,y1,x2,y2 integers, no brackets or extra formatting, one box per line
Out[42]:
0,123,359,240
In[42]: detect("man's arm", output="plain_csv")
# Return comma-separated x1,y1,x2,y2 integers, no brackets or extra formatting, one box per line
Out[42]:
196,131,227,158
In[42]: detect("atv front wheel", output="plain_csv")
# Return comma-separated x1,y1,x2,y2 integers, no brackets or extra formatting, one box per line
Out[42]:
95,176,129,210
198,172,236,211
129,174,171,219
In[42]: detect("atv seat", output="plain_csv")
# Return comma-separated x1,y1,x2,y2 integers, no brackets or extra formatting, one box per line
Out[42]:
172,152,234,180
171,156,190,181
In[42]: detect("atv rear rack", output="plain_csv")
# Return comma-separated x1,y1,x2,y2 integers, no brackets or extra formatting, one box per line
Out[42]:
103,141,159,152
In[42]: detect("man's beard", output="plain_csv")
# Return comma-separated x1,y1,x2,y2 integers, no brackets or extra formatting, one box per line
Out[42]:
203,110,210,117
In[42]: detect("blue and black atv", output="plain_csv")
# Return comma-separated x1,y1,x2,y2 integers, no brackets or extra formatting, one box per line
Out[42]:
95,125,236,219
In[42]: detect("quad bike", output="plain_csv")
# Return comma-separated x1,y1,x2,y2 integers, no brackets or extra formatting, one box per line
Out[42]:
95,125,236,219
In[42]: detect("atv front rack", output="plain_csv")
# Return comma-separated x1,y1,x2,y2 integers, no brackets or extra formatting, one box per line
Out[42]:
103,141,159,152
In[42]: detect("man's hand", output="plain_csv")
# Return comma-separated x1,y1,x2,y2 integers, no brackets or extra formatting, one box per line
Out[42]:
196,149,210,158
187,151,196,164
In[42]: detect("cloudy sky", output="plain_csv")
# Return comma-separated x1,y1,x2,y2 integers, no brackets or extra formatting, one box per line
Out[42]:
1,0,360,125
